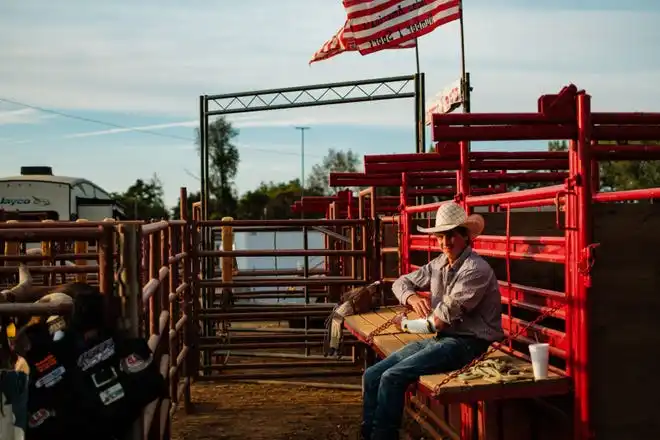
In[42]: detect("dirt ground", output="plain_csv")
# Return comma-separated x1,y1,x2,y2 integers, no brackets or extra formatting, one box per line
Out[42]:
169,322,422,439
171,381,363,440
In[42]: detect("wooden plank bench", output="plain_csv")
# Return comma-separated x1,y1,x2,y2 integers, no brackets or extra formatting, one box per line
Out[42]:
344,306,571,404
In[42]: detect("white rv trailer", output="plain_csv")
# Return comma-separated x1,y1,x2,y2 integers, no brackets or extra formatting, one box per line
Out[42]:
0,166,125,222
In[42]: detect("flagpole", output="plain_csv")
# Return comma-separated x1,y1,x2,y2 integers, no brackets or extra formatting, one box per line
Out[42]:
414,37,424,155
458,1,470,113
414,37,424,209
458,0,473,221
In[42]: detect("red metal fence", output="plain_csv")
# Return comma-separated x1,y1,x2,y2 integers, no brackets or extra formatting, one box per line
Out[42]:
319,84,660,440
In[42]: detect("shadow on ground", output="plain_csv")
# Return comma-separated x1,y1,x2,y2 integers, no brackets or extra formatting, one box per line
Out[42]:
171,382,362,440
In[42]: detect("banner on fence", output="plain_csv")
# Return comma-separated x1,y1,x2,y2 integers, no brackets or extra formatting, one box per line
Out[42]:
425,79,462,124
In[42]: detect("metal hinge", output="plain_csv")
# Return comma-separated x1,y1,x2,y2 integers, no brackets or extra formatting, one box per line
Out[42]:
578,243,600,287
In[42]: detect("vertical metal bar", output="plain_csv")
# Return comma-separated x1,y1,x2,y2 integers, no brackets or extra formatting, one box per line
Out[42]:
199,96,207,223
296,126,309,219
420,72,426,152
302,226,310,356
198,96,211,374
159,226,173,419
358,190,366,280
202,98,210,223
459,75,472,215
414,74,421,154
97,224,115,297
505,206,513,350
574,93,593,440
150,232,160,337
400,173,410,274
167,224,179,406
459,1,470,114
418,72,427,209
190,220,203,378
273,230,279,298
117,224,143,440
350,212,358,284
179,188,194,412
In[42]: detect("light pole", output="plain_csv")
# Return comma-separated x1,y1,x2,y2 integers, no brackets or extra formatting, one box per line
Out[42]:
295,126,309,218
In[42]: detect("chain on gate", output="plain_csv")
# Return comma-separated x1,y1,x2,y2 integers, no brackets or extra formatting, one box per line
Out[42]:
364,302,565,396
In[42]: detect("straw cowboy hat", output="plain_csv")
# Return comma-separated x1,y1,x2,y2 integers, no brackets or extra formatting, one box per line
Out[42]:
417,201,485,238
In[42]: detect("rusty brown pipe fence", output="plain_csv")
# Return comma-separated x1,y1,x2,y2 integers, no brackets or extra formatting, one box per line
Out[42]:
0,186,387,423
0,188,196,440
192,217,373,379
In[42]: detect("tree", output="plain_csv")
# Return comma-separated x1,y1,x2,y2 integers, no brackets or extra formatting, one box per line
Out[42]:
507,141,568,191
541,140,660,191
376,186,401,197
170,190,201,220
196,117,240,217
548,140,568,152
237,179,325,220
112,174,169,220
596,141,660,191
306,148,361,195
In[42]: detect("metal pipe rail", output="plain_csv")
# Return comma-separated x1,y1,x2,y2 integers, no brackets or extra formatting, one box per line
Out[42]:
195,214,370,375
133,194,195,438
0,218,196,440
396,86,660,439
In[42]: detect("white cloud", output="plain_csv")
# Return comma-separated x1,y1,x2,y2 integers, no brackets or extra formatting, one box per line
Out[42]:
0,108,52,125
1,1,658,127
64,120,199,138
58,104,416,142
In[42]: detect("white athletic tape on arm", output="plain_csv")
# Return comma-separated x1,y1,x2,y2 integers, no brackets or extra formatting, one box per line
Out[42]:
401,317,436,334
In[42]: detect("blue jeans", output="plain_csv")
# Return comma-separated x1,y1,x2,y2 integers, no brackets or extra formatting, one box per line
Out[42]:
361,335,490,440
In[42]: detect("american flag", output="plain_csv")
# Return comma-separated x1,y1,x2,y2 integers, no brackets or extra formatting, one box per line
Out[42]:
310,18,416,65
343,0,462,55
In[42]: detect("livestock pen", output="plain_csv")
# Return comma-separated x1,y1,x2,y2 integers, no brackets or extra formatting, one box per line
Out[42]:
2,84,660,440
330,84,660,440
0,194,195,440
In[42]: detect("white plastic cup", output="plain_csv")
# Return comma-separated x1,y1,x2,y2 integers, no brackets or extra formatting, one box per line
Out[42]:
529,343,550,380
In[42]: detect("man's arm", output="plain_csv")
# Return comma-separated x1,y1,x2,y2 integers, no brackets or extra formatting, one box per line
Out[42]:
432,268,494,328
391,262,433,306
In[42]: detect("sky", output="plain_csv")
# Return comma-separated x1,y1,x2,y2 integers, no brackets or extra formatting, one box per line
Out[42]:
1,0,659,207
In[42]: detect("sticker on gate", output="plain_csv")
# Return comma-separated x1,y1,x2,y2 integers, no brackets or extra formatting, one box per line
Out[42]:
120,352,153,374
34,354,58,374
34,365,66,389
28,409,54,428
99,383,125,406
77,338,115,371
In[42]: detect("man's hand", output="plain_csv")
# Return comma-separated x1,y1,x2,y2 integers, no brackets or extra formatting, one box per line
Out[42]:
406,293,431,318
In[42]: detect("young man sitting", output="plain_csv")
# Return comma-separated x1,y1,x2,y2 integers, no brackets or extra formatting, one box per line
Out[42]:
361,202,504,440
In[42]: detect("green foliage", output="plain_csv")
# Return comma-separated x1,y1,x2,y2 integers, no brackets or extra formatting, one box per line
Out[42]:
118,133,365,221
548,140,568,152
376,186,401,197
597,140,660,191
514,140,660,192
233,148,359,219
111,174,169,220
169,190,201,220
196,117,240,218
237,179,325,219
306,148,361,195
